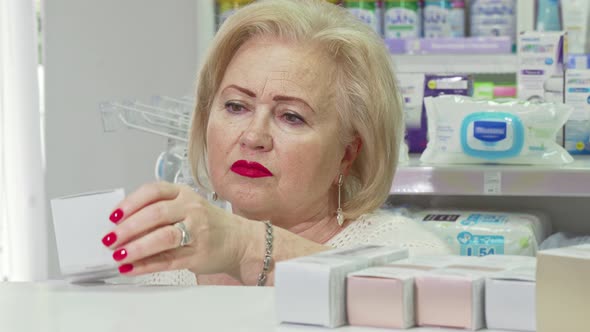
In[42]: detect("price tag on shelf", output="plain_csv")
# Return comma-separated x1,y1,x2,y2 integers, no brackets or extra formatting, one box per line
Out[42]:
484,171,502,195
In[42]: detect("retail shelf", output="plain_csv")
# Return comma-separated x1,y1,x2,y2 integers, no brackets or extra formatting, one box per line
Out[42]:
391,54,518,74
391,155,590,197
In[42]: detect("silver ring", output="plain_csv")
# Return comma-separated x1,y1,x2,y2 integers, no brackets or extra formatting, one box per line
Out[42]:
173,221,192,248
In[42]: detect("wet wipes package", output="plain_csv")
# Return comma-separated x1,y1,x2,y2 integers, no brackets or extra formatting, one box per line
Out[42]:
275,245,408,328
50,189,124,282
412,209,552,257
421,95,573,165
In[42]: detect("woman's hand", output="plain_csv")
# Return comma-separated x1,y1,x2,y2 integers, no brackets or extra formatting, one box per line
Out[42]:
101,181,251,281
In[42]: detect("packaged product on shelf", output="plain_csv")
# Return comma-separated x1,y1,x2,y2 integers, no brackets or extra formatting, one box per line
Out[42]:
383,0,421,39
517,31,566,103
470,0,517,50
415,265,502,330
408,74,471,153
561,0,590,54
448,0,465,37
421,95,574,165
564,69,590,155
536,0,562,32
411,209,552,257
485,264,537,332
275,245,408,328
343,0,383,36
536,244,590,332
50,188,125,282
347,265,429,329
568,54,590,70
423,0,452,38
397,73,425,151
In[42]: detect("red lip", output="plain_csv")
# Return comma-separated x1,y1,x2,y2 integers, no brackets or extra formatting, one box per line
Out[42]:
230,160,273,178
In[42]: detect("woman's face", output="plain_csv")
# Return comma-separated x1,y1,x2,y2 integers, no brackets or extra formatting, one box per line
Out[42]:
206,37,353,222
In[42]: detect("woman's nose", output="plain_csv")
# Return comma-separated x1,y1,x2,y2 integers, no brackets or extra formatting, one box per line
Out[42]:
239,116,273,152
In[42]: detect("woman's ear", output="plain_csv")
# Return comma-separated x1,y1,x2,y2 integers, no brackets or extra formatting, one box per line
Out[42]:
340,135,362,176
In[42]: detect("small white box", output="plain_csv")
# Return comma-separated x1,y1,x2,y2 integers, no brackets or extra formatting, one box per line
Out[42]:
486,265,537,332
50,188,124,282
275,245,408,328
537,244,590,332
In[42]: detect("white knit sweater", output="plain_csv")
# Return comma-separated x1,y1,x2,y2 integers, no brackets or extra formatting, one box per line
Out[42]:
121,209,452,286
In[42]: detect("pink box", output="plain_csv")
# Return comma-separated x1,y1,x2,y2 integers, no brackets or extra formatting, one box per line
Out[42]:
415,266,503,330
347,266,431,329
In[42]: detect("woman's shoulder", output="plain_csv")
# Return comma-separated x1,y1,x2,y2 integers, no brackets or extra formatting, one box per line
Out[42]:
326,209,452,256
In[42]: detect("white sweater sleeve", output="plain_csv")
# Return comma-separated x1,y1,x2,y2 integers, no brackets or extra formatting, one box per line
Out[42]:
325,209,452,257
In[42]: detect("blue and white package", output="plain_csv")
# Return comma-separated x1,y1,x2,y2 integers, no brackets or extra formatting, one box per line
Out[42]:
412,209,552,257
564,69,590,154
421,95,574,165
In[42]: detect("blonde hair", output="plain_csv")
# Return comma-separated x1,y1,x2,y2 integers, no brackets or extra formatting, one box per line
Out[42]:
188,0,403,220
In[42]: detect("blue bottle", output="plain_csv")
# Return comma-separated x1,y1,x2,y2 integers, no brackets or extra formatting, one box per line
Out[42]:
536,0,561,31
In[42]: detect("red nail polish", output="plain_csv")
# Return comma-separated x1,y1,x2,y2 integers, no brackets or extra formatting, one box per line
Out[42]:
109,208,124,223
101,232,117,247
113,248,127,261
119,264,133,274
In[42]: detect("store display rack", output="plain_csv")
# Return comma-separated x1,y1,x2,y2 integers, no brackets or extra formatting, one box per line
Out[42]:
391,54,518,74
392,155,590,197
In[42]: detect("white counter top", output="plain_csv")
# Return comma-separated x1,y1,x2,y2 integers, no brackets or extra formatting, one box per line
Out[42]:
0,282,518,332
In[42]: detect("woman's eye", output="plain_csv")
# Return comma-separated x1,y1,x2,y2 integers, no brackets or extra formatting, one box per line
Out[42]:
282,112,305,125
225,102,246,114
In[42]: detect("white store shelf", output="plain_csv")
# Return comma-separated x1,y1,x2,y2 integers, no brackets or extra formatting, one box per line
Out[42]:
392,54,518,74
391,155,590,197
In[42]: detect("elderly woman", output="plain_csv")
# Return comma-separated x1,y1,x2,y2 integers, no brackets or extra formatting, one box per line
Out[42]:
101,0,450,286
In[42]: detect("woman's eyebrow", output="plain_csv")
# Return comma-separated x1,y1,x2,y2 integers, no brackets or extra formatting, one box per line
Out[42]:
273,95,315,114
222,84,256,97
222,84,316,114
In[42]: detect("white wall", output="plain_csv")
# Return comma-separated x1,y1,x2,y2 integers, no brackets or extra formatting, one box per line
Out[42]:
43,0,207,278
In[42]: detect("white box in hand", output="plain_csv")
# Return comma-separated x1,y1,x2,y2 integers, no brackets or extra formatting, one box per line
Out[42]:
275,245,408,328
50,188,124,282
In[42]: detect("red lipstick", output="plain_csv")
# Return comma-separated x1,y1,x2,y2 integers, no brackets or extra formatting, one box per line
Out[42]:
230,160,273,178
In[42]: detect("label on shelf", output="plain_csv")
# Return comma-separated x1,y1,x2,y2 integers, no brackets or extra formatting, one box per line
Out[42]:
484,171,502,194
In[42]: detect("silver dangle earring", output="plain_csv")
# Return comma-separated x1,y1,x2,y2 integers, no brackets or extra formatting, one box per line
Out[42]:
336,174,344,227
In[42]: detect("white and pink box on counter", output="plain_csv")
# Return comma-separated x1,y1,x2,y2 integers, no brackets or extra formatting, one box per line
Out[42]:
275,245,408,328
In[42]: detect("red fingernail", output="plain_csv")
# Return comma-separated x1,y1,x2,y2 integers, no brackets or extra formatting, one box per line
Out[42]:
119,264,133,274
101,232,117,247
109,208,124,223
113,248,127,261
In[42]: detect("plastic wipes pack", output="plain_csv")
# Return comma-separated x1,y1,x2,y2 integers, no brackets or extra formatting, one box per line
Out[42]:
421,95,574,165
412,209,552,257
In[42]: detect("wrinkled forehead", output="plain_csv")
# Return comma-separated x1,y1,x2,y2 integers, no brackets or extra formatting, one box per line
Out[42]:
220,36,336,111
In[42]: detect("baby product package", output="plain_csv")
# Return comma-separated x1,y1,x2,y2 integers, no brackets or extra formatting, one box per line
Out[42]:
347,265,431,329
421,95,574,165
517,31,566,103
411,209,552,257
50,188,124,282
536,244,590,332
486,264,537,332
397,73,425,153
275,245,408,328
415,265,503,331
564,69,590,154
407,74,472,153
